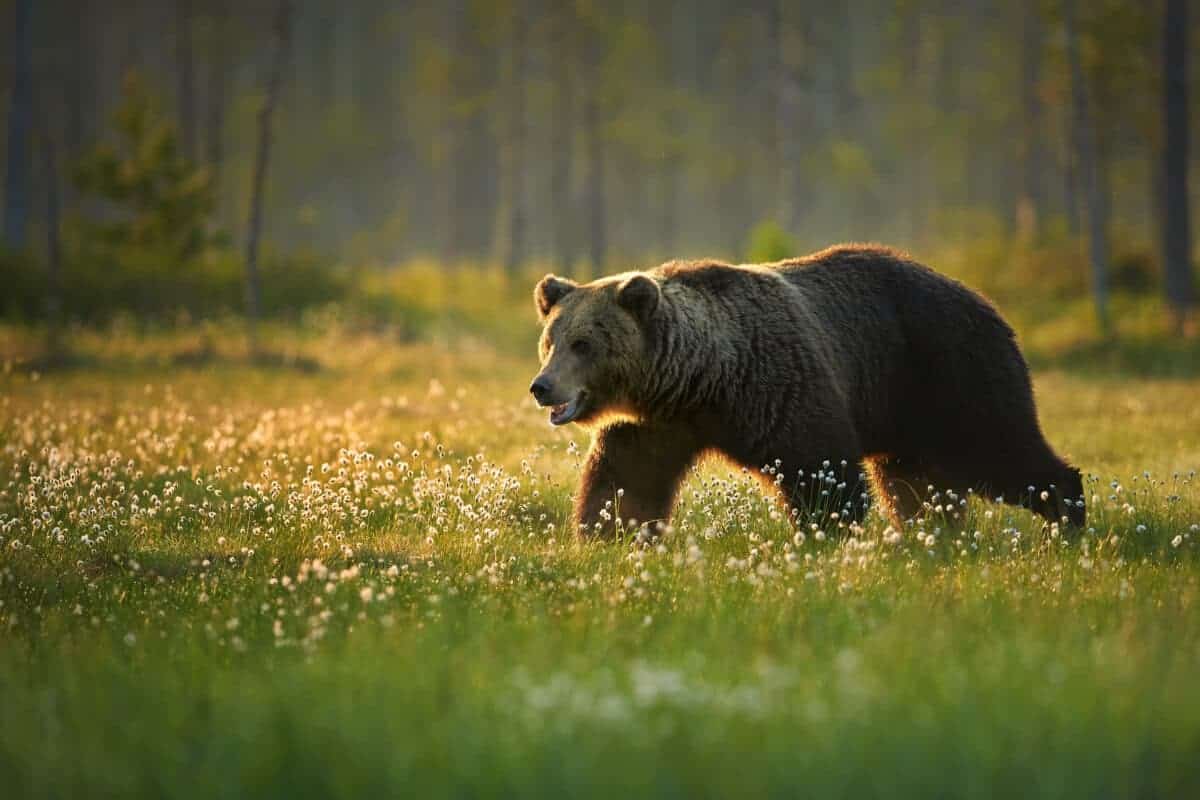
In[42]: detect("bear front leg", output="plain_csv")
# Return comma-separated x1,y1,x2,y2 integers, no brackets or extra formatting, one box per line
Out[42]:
575,422,701,538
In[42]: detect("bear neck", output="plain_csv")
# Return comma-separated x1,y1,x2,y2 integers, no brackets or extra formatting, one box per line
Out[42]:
634,285,741,420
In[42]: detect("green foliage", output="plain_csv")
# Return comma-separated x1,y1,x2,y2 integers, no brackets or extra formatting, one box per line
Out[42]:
744,220,798,264
0,248,44,319
73,73,219,267
0,73,350,324
0,243,347,323
1110,248,1158,294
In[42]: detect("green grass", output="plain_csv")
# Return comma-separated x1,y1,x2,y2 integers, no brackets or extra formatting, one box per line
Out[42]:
1,304,1199,798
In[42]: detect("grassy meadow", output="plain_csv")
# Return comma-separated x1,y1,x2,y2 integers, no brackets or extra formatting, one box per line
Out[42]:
2,266,1200,798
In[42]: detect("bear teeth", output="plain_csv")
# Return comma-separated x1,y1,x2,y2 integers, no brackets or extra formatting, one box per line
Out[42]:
549,394,582,426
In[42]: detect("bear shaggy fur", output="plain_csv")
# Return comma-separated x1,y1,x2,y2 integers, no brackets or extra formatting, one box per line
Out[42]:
529,244,1084,536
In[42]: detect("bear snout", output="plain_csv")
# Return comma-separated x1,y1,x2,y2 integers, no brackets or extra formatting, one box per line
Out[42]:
529,376,554,405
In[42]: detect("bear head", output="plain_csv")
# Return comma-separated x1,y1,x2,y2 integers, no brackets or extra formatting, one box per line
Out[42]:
529,271,661,427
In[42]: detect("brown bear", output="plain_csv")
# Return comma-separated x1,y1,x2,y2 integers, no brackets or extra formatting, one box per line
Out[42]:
529,244,1084,536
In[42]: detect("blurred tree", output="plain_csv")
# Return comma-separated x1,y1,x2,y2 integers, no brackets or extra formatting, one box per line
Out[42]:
580,8,607,272
244,0,294,353
1019,0,1046,240
500,0,528,273
745,219,797,262
438,0,466,266
759,0,804,231
37,118,64,359
763,0,783,221
3,0,33,250
176,0,197,162
1162,0,1193,334
548,1,577,273
65,5,90,181
202,0,230,190
1065,0,1110,334
3,0,1191,295
73,74,215,265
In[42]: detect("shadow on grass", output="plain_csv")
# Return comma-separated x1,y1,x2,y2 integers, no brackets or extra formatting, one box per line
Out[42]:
172,345,322,373
1026,334,1200,379
6,346,323,375
9,347,95,373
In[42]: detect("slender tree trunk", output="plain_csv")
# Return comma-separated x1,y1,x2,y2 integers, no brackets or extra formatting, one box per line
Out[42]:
762,0,799,231
1019,0,1045,242
3,0,34,250
1063,146,1080,236
1163,0,1193,333
900,5,923,243
176,0,197,161
661,159,679,256
785,14,811,234
205,1,230,187
829,2,856,139
763,0,782,221
438,1,464,267
502,1,528,273
1065,0,1110,334
584,38,606,273
658,0,688,255
37,119,63,361
549,6,575,273
244,0,293,355
66,6,87,193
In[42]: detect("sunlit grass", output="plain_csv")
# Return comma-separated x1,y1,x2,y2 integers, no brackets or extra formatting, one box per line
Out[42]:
1,312,1199,796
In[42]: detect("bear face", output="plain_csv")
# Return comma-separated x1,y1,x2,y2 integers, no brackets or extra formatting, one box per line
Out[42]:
529,272,661,427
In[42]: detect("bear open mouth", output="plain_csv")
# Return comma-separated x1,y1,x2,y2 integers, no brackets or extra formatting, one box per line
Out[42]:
549,391,586,426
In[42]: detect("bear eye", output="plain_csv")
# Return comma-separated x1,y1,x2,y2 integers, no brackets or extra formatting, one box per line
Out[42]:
571,339,591,355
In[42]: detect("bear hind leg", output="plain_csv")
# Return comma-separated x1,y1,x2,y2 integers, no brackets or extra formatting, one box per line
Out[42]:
864,456,937,528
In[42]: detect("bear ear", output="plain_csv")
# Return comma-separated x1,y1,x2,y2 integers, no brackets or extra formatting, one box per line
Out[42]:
534,274,577,321
616,274,660,323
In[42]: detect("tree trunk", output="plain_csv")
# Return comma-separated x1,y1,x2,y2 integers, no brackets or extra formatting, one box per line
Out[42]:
66,6,88,186
829,2,856,139
3,0,34,251
762,0,800,230
502,1,528,273
1163,0,1193,333
658,0,689,255
583,38,606,273
37,119,63,361
900,4,923,243
1019,0,1045,241
762,0,781,220
1065,0,1110,335
438,0,464,267
244,0,293,355
205,0,230,187
549,5,575,273
176,0,197,162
